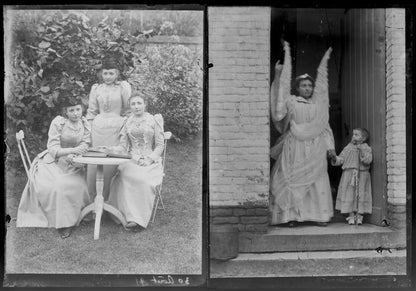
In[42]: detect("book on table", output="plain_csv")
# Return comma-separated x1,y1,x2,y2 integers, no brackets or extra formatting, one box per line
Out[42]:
82,149,132,159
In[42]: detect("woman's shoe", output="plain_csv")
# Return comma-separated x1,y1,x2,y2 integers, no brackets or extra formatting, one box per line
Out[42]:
288,221,297,228
316,222,328,227
58,227,72,239
125,221,139,229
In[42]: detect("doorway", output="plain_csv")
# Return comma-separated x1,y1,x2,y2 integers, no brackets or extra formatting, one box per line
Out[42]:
270,8,387,226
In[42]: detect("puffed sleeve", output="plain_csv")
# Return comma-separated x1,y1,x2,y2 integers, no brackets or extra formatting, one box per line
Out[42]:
322,125,335,150
86,83,99,121
148,114,164,162
120,81,132,116
359,143,373,164
71,117,91,154
47,116,66,159
115,117,131,153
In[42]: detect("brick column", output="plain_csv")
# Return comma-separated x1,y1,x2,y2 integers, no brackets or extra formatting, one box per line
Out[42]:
208,7,271,233
385,8,406,229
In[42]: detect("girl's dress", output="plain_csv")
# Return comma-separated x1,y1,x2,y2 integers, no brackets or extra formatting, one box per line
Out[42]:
108,112,164,228
16,116,91,228
332,143,372,214
86,81,131,147
269,43,335,224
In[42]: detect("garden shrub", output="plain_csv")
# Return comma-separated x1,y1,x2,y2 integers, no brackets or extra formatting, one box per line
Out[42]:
130,44,203,140
5,10,203,169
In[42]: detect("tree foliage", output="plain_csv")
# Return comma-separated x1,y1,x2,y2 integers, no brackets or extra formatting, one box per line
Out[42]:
5,10,203,168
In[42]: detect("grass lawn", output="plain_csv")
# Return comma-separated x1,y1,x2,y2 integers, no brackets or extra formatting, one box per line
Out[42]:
4,137,203,282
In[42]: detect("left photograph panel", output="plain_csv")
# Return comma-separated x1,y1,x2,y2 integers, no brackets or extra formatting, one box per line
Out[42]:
4,7,204,286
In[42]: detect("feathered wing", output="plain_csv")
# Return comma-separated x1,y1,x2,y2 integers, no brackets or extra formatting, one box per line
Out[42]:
271,41,292,133
276,41,292,122
270,41,293,160
311,47,332,122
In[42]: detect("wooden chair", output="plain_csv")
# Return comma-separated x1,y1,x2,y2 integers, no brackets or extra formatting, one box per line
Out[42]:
15,130,32,178
151,131,172,223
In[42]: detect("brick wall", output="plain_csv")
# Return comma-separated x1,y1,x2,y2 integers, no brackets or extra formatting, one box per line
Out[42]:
208,7,271,232
385,8,406,229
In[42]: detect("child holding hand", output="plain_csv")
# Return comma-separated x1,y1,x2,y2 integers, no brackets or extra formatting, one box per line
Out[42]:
330,128,373,225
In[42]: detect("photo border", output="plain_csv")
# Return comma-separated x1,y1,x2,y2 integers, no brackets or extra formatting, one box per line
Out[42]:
206,2,414,289
2,3,208,288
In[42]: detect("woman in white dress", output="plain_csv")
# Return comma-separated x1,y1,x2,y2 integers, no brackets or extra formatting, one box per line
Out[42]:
269,41,336,227
16,99,91,238
108,93,164,231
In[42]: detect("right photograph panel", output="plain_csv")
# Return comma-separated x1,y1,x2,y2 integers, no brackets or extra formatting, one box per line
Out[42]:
209,7,407,280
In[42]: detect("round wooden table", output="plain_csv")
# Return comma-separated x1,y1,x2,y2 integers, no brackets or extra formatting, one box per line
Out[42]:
73,156,129,240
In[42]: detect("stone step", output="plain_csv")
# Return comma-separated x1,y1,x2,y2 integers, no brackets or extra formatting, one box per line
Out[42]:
210,249,407,278
239,223,406,253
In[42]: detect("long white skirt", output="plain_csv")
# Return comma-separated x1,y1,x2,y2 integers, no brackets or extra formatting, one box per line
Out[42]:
16,154,91,228
108,160,163,228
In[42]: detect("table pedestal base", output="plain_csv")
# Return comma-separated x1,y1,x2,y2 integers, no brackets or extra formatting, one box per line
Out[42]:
76,164,127,240
77,200,127,240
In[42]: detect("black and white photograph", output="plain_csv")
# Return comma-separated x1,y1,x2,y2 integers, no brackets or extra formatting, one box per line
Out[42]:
208,6,409,285
4,6,204,287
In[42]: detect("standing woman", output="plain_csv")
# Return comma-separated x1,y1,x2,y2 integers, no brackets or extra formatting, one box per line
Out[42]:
108,93,164,231
269,41,336,227
16,98,91,238
86,58,132,200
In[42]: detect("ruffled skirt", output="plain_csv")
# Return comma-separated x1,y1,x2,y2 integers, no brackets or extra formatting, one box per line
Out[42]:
269,132,333,224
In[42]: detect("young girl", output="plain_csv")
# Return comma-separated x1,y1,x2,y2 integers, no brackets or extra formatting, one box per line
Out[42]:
16,98,91,239
330,128,372,225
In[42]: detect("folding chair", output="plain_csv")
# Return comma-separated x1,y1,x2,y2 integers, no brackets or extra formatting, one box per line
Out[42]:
151,131,172,223
15,130,32,178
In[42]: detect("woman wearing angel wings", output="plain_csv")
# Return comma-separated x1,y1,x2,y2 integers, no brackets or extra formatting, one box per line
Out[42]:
270,41,336,227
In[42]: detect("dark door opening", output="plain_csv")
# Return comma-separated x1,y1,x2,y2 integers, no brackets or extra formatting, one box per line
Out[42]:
270,8,387,225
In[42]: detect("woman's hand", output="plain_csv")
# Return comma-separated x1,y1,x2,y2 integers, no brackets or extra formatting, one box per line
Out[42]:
65,154,76,164
327,149,336,160
138,157,153,167
281,40,290,50
71,147,85,155
275,60,283,73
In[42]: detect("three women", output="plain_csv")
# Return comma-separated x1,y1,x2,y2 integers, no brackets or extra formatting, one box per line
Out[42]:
17,59,164,237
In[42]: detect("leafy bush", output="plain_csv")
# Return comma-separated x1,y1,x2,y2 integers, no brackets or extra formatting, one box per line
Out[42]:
5,10,203,168
130,44,203,140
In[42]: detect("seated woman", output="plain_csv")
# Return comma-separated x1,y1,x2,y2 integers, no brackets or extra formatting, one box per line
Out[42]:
107,93,164,231
16,98,91,239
